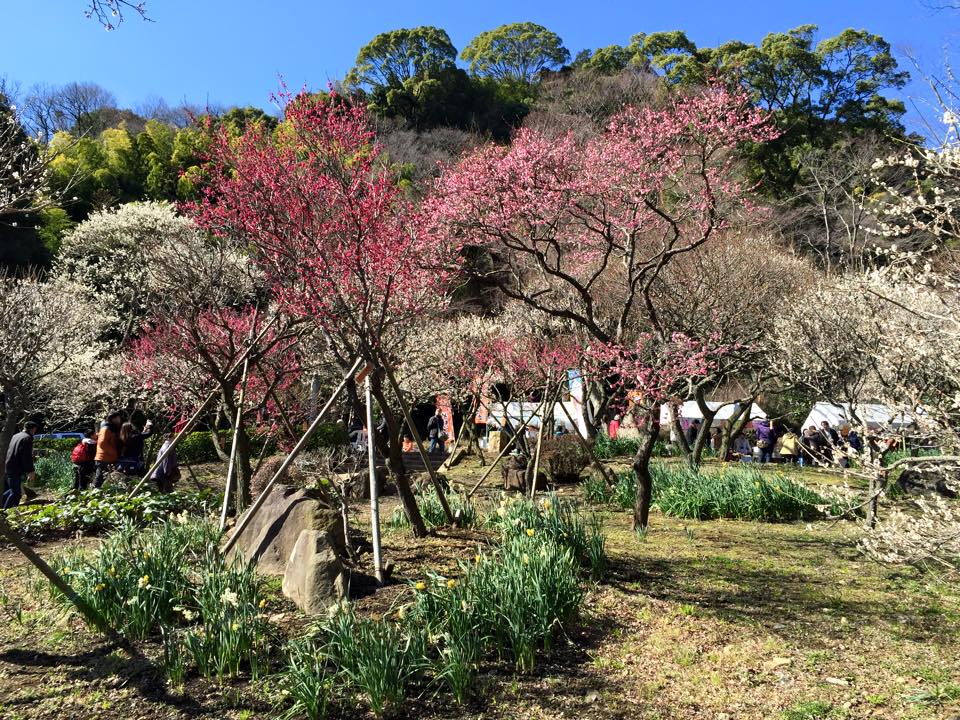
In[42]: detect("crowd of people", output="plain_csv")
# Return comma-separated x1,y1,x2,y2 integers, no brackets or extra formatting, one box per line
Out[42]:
728,418,864,466
2,411,181,510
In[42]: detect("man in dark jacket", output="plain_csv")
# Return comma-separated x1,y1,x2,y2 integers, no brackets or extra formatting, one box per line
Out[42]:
4,421,38,509
426,409,446,454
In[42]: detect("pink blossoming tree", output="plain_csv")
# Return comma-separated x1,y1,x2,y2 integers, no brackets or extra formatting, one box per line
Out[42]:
190,90,460,537
429,86,776,528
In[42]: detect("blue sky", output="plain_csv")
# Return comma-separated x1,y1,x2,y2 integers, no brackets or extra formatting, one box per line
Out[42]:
1,0,956,132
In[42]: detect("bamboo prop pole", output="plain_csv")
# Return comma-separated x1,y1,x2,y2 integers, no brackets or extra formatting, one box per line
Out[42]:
127,315,280,498
466,394,551,498
441,397,475,470
0,515,127,649
223,356,364,555
558,397,617,485
380,363,455,525
365,374,383,584
219,358,252,532
530,382,564,500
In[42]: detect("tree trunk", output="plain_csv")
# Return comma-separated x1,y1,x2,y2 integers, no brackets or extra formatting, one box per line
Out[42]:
632,409,659,532
720,400,753,461
221,391,253,511
369,372,427,538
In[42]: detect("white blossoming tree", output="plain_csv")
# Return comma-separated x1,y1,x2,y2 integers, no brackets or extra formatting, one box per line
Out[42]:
0,275,113,458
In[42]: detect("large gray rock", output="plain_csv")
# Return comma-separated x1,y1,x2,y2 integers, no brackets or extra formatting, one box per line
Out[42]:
227,482,346,613
282,530,347,614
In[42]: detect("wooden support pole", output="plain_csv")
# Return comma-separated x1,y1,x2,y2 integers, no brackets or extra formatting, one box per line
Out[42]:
219,359,252,532
0,516,127,649
466,394,549,498
223,356,364,556
365,374,383,584
381,363,455,525
128,315,279,498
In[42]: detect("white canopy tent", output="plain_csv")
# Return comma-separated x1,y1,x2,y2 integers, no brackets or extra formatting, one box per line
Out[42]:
801,402,915,431
659,400,767,428
485,400,588,436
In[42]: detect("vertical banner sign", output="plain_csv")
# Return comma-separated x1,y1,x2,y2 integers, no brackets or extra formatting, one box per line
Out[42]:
566,369,587,435
436,394,455,440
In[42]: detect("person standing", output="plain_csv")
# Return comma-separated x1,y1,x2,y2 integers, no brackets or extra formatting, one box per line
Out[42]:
778,428,801,464
755,419,776,463
94,411,124,488
70,430,98,491
150,431,180,494
4,421,38,509
117,419,153,476
427,408,446,454
608,414,621,440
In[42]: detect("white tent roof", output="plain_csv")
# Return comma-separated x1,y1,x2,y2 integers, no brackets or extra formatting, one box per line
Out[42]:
659,400,767,425
801,402,914,430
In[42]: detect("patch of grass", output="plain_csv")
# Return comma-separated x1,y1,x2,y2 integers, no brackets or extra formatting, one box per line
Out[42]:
782,700,834,719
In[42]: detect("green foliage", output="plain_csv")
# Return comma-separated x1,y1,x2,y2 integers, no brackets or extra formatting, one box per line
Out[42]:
277,639,333,719
50,516,219,639
882,447,941,467
781,699,834,719
593,433,672,460
592,465,845,522
386,484,477,531
346,26,458,90
631,25,909,197
34,437,84,453
461,22,570,83
174,550,270,679
320,604,426,717
50,516,268,679
36,207,76,256
488,494,606,579
8,486,218,537
33,453,75,493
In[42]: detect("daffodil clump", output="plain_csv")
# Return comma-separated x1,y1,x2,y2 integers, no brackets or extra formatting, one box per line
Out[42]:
51,516,218,640
488,493,606,579
385,485,478,531
51,516,268,682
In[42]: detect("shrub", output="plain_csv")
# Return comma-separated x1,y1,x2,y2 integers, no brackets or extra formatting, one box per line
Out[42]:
34,438,79,453
581,474,612,504
34,453,75,493
541,434,591,483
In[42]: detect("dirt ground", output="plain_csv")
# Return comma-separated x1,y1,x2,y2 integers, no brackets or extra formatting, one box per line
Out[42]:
0,459,957,720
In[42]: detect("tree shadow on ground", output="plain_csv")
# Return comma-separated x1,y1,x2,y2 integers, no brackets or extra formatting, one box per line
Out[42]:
603,534,944,644
0,642,270,718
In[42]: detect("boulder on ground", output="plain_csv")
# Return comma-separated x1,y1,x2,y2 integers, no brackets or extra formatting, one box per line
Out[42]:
226,482,346,613
282,529,347,614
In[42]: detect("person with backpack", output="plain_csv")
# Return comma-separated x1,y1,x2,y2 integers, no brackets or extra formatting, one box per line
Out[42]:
94,411,124,488
70,430,98,491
